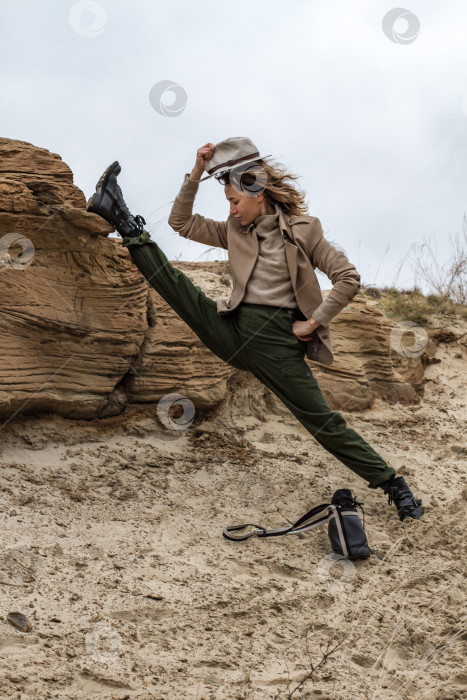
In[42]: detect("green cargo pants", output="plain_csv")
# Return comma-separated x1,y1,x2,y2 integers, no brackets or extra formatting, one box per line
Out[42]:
121,230,395,489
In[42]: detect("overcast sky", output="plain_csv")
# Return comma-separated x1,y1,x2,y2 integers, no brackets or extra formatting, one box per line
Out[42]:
1,0,466,294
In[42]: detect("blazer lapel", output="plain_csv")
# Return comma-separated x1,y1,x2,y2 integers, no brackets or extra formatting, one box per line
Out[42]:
229,223,259,287
277,206,299,289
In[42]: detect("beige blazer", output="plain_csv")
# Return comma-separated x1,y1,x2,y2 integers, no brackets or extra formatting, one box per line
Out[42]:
168,175,361,365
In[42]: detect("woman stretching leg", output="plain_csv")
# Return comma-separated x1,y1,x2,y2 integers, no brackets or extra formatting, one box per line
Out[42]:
86,139,423,522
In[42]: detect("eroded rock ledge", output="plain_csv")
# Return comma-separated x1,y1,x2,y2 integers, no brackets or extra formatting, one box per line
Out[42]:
0,138,431,420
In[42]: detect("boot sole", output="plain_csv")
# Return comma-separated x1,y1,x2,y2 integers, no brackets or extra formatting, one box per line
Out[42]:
399,500,423,521
86,161,121,214
400,507,423,522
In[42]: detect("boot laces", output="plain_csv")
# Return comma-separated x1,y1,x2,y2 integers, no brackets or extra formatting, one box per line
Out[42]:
134,214,146,234
115,183,133,219
385,484,421,510
385,484,398,507
114,183,146,234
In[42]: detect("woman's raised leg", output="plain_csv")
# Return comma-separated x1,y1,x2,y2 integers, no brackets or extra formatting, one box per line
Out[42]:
121,230,248,371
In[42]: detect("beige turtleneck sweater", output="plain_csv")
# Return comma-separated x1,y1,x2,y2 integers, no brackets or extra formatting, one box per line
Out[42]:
242,201,345,326
242,200,298,308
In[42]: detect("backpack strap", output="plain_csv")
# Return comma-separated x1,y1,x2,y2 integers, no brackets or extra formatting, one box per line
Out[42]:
223,502,333,541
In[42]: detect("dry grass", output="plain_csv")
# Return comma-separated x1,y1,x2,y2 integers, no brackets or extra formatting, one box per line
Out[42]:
361,214,467,324
361,286,467,325
388,214,466,306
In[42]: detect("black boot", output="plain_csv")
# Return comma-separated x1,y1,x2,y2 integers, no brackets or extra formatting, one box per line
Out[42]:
86,161,146,238
381,475,423,522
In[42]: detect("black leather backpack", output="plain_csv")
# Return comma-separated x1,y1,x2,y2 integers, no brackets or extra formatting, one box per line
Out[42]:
223,488,371,560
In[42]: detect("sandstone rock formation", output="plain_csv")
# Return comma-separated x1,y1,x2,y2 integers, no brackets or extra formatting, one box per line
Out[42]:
0,137,428,421
311,299,426,410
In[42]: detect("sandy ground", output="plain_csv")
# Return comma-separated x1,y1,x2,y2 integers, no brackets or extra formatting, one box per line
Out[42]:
0,316,466,699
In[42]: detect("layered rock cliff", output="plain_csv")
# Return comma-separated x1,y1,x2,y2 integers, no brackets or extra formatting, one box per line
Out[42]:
0,138,432,421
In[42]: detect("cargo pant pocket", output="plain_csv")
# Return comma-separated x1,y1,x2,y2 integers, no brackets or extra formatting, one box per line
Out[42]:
279,359,314,379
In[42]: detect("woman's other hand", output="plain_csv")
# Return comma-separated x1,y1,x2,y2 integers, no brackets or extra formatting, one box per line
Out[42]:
293,317,321,341
190,143,215,180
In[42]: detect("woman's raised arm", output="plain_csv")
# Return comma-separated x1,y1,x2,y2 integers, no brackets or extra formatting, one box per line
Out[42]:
168,143,228,249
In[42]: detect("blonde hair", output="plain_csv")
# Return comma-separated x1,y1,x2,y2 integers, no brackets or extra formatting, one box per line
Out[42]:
215,157,309,217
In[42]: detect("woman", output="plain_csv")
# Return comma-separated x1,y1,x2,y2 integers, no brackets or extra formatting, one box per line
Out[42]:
86,137,423,522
